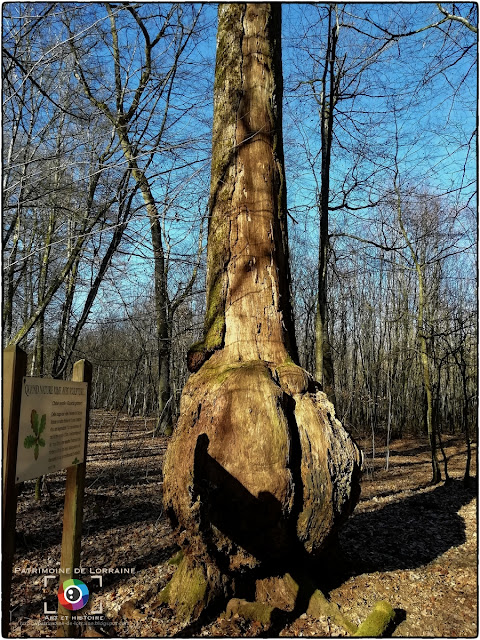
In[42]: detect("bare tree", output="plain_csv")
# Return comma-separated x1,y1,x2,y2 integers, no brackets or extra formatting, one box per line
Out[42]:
62,3,203,432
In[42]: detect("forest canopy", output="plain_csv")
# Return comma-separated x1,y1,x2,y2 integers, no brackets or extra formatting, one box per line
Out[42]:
2,2,477,442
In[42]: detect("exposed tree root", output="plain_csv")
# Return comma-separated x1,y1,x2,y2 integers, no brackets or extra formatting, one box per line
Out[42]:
158,562,396,637
353,600,396,636
224,598,275,625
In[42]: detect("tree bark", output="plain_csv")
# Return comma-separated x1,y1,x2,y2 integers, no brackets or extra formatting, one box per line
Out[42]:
314,6,338,406
163,3,361,625
31,206,56,377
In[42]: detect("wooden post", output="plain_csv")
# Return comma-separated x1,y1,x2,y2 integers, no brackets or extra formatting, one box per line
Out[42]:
2,345,27,636
57,360,92,638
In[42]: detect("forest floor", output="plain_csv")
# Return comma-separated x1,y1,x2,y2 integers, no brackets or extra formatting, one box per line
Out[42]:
9,410,477,638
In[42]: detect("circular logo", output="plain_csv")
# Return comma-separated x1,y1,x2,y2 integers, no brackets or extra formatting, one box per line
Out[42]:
58,578,89,611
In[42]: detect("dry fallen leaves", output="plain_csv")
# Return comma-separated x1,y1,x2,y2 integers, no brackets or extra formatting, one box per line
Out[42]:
9,412,477,637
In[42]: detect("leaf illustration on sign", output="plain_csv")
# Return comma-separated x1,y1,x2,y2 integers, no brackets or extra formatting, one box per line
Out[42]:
71,457,80,465
24,410,46,460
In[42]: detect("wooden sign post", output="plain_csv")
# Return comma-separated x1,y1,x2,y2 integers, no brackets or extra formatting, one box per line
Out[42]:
57,360,92,638
2,345,27,637
2,352,91,638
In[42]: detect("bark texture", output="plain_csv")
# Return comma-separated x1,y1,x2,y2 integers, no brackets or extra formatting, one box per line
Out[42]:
314,6,338,406
163,3,361,623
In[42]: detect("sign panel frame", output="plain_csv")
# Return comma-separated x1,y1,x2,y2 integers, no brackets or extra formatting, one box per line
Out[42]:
16,377,88,483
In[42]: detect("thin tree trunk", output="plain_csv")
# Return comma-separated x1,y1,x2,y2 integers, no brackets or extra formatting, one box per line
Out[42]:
3,92,36,339
51,246,80,377
385,372,392,471
453,350,472,488
3,215,21,339
462,372,471,487
117,130,171,434
395,180,441,484
417,268,441,483
32,207,56,376
315,7,338,406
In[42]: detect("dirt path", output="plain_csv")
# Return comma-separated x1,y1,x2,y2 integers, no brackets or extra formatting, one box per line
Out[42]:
9,412,477,637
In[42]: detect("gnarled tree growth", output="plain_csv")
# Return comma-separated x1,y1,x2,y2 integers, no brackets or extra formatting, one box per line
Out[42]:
162,3,365,630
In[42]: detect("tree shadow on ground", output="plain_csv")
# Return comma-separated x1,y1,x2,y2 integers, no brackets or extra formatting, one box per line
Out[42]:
336,479,476,582
15,494,164,552
360,482,432,502
387,447,431,457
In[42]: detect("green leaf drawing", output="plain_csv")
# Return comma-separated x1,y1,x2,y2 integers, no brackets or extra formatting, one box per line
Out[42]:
72,457,80,465
24,410,47,461
31,410,39,436
24,435,36,448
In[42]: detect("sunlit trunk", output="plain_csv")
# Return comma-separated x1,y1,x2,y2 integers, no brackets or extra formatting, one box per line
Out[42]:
162,3,361,623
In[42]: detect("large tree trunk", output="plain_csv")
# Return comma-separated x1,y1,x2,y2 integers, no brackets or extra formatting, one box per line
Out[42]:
163,3,361,624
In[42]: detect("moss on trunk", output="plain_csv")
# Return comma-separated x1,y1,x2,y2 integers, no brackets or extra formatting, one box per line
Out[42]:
156,556,210,623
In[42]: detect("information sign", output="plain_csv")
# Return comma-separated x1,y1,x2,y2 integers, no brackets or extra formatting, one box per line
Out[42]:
15,378,87,483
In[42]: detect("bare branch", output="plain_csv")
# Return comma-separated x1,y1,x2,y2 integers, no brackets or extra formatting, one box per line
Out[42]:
436,3,478,33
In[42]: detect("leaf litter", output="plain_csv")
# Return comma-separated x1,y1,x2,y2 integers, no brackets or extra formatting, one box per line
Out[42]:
8,411,477,637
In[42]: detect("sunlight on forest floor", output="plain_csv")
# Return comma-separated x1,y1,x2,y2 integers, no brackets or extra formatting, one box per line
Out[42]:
10,411,477,637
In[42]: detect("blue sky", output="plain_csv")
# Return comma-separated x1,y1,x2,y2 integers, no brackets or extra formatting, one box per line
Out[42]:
99,2,476,316
282,3,476,207
3,3,476,326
